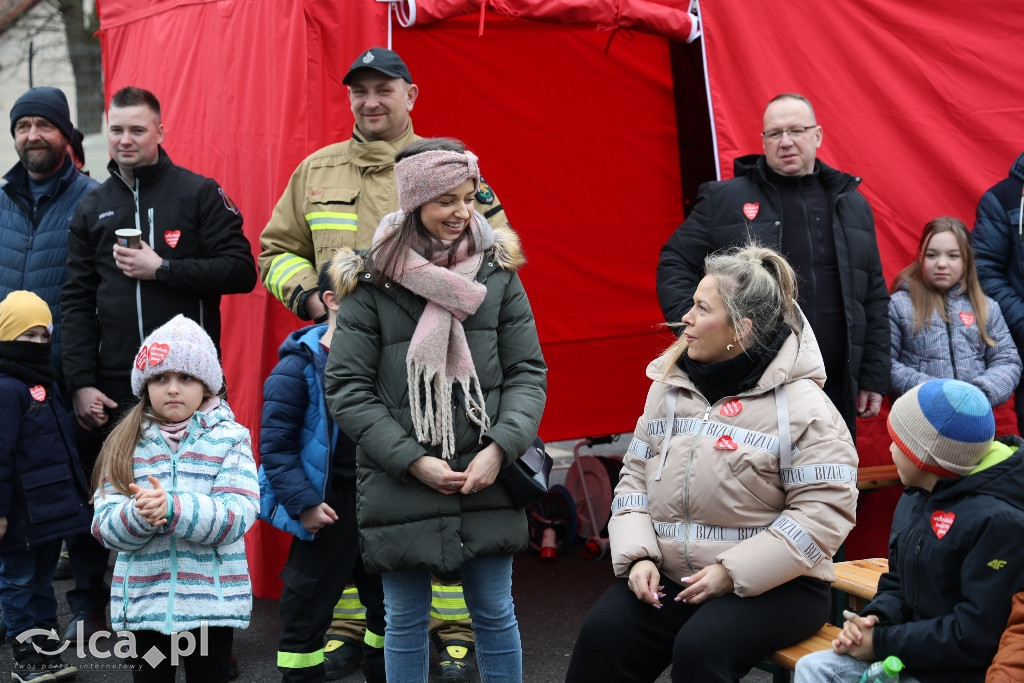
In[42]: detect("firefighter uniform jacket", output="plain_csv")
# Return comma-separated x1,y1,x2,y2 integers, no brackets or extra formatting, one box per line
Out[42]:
259,124,509,318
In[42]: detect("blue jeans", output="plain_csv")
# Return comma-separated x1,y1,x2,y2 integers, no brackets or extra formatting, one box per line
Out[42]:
795,649,921,683
0,539,62,640
381,554,521,682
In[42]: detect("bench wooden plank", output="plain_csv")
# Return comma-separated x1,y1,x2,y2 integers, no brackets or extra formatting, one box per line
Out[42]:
767,624,842,669
857,465,902,491
833,558,888,601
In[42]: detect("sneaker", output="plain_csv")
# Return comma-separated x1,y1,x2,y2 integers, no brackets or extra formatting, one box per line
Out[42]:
12,639,57,682
43,652,77,681
435,640,476,683
61,609,107,644
323,635,362,681
52,544,71,582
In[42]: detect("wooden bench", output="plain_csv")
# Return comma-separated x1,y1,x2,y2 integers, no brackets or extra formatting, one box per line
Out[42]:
757,559,888,682
857,464,902,491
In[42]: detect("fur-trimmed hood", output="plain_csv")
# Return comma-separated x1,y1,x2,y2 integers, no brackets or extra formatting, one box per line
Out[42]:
328,213,525,299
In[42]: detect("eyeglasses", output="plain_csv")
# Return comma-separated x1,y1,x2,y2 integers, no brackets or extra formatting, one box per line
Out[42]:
762,125,818,141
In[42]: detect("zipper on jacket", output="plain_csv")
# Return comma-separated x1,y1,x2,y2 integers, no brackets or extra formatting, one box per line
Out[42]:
122,552,134,626
910,536,923,611
165,437,179,632
212,547,224,602
943,299,959,379
132,186,145,343
682,401,714,576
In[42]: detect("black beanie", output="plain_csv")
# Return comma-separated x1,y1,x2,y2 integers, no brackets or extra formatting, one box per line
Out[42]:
10,87,74,143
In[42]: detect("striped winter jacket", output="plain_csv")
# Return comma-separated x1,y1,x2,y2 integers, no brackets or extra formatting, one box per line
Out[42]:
889,283,1021,406
92,399,259,634
609,311,859,597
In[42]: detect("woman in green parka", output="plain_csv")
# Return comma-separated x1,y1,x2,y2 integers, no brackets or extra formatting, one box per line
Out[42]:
324,137,547,683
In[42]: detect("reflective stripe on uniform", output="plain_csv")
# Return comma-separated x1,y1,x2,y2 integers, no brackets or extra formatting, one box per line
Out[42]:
305,211,358,231
430,583,470,621
333,586,368,621
264,252,314,301
364,628,384,649
277,649,325,669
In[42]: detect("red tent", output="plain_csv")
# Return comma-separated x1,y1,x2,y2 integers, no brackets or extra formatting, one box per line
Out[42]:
95,0,1024,597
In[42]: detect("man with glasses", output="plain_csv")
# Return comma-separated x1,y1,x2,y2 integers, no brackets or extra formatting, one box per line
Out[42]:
656,93,889,437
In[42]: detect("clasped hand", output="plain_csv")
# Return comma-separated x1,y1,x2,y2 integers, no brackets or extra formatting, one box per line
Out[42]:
628,559,734,608
408,441,503,495
128,475,169,526
832,609,877,660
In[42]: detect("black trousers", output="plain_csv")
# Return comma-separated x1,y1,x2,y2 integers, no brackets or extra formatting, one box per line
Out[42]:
277,487,386,683
565,575,830,683
129,626,233,683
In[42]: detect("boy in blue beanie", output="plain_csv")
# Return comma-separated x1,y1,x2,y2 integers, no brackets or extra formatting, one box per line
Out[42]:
796,378,1024,682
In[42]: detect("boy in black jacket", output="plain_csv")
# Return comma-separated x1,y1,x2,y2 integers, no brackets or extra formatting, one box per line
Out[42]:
796,378,1024,682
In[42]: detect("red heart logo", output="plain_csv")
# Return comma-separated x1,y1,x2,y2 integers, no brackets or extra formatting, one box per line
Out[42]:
29,385,46,402
135,345,148,370
720,399,743,417
959,312,975,327
164,230,181,248
148,342,170,366
742,202,759,220
715,435,739,450
931,510,955,539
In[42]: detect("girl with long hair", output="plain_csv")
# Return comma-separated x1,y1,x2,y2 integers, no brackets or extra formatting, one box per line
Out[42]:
889,216,1020,405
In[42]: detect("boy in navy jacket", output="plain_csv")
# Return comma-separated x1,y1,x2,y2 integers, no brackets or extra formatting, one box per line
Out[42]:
0,291,91,681
796,378,1024,682
259,261,385,683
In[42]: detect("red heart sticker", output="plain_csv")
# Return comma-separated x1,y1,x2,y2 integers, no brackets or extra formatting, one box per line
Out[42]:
148,342,171,366
959,312,975,327
720,399,743,417
742,202,759,220
714,435,739,450
931,510,955,539
29,385,46,402
164,230,181,248
135,345,149,370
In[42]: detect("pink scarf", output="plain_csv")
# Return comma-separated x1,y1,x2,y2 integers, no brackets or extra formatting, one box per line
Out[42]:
374,212,496,459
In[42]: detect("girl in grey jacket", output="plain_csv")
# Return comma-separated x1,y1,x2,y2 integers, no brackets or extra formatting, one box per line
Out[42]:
889,216,1020,405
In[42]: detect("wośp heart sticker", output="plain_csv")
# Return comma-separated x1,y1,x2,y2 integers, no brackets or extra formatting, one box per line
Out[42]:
931,510,955,539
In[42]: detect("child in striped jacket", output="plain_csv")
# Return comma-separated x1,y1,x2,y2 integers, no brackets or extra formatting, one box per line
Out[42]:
91,315,259,683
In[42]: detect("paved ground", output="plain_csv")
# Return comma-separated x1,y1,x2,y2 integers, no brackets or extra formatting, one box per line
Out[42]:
0,436,775,681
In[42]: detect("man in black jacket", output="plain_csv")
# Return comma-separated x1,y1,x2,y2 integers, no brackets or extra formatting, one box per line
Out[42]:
59,86,256,643
656,93,889,437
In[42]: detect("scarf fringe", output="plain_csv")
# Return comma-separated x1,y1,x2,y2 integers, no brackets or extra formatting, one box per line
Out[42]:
408,358,491,460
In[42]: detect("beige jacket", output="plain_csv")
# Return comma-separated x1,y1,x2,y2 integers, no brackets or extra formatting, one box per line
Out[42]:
609,312,858,597
258,124,509,317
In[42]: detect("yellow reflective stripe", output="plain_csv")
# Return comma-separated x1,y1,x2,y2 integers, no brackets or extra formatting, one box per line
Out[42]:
363,629,384,649
333,605,367,620
277,649,325,669
304,211,358,231
430,597,470,620
264,253,314,301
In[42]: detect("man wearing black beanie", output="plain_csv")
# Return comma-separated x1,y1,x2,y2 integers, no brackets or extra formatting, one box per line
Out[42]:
1,85,97,376
0,85,100,646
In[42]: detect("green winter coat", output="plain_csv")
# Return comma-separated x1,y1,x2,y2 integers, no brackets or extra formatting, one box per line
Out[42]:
324,224,547,576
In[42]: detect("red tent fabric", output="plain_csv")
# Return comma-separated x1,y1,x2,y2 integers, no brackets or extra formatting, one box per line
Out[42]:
395,0,700,43
94,0,1024,593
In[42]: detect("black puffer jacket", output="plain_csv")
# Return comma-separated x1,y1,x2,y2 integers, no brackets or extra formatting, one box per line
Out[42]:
324,224,547,576
656,155,890,428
